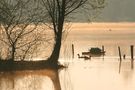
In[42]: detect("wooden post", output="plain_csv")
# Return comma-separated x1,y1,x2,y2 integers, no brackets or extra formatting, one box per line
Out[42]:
102,45,104,61
118,46,122,73
72,44,74,59
131,45,134,69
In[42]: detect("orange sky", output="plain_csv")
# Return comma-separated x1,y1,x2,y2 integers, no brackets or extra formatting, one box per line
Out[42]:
70,22,135,30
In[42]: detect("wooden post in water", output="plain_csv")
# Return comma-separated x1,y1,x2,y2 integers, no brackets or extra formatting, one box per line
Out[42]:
72,44,74,59
131,45,134,69
102,45,104,61
118,46,122,73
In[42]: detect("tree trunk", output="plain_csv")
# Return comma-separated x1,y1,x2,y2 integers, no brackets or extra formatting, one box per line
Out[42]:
10,46,15,62
48,33,62,65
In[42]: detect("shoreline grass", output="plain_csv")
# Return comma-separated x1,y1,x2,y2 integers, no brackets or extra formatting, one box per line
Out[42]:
0,60,65,71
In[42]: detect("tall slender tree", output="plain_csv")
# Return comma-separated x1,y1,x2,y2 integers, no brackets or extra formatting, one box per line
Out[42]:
40,0,105,65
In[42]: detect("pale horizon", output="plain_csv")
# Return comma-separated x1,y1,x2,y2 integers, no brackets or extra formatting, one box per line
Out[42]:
70,22,135,30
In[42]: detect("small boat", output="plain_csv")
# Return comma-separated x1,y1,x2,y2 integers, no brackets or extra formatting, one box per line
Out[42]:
89,47,105,54
82,47,105,57
77,54,90,60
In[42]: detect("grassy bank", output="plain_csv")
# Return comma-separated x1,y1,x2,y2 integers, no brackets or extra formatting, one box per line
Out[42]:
0,60,65,71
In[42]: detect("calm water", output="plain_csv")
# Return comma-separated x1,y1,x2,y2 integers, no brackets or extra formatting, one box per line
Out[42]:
0,60,135,90
64,29,135,58
1,29,135,90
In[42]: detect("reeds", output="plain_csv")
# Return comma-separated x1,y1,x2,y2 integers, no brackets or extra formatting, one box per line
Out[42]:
61,43,73,67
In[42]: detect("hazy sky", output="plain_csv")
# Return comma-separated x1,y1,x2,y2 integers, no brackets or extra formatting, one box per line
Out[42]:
3,0,135,22
96,0,135,22
74,0,135,22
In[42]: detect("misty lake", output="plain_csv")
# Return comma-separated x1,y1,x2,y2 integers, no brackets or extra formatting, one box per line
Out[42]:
1,24,135,90
0,60,135,90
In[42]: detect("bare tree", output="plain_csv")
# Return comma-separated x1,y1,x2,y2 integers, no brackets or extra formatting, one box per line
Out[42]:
38,0,105,65
0,0,49,61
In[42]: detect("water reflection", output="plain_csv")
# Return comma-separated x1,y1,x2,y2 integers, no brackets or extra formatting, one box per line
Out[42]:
0,59,135,90
59,68,73,90
59,59,135,90
0,69,61,90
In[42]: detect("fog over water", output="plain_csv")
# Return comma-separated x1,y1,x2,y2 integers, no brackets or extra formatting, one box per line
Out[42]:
0,23,135,90
62,23,135,58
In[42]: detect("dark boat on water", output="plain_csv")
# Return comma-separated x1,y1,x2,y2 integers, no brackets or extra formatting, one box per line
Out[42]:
82,47,105,57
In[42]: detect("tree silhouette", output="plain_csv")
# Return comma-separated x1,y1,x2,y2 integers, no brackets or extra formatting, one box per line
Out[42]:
39,0,105,65
0,0,48,61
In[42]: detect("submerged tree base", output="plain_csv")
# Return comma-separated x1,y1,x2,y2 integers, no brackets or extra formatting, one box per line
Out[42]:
0,60,65,71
